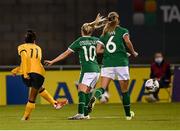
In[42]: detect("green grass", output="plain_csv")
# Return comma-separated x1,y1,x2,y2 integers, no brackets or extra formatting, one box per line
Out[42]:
0,103,180,130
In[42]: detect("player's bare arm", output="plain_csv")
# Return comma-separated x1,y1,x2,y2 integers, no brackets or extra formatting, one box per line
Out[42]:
44,49,73,66
123,34,138,57
96,43,104,54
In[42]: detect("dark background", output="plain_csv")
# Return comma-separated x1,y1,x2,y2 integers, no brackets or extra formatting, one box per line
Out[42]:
0,0,179,65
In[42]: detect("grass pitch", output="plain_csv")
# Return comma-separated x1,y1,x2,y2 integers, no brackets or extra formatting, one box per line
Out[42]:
0,103,180,130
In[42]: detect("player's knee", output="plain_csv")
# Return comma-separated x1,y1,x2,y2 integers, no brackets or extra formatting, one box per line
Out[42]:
119,80,129,92
121,88,129,93
78,83,89,93
39,87,45,93
28,98,36,103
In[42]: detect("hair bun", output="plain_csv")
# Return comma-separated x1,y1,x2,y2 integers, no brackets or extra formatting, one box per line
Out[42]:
25,29,36,43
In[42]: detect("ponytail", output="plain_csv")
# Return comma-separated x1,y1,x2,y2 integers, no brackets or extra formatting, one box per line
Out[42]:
102,12,120,36
102,21,117,36
25,30,36,43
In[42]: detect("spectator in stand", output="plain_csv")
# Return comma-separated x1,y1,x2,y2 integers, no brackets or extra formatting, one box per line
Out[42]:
146,52,171,102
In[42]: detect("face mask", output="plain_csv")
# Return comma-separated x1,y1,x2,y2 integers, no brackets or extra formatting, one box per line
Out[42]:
155,57,163,64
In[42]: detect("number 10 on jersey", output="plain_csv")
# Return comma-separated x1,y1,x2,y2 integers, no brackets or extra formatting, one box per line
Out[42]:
82,46,96,61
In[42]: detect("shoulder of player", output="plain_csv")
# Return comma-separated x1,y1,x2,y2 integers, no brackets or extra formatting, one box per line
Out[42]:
72,37,83,44
92,36,99,40
18,43,29,55
76,36,96,42
18,43,41,50
34,43,41,49
77,36,83,40
117,26,128,32
18,43,28,50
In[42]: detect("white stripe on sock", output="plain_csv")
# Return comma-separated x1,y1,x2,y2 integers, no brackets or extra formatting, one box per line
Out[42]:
79,102,85,105
124,104,130,107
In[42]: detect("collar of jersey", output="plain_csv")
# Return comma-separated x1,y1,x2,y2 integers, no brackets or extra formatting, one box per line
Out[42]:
82,35,91,37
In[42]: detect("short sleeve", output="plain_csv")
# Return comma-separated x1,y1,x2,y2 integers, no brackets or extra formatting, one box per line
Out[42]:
122,28,129,38
18,45,27,55
97,35,105,46
68,38,80,52
93,37,99,46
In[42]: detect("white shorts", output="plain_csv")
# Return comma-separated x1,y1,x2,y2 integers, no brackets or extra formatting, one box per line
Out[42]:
80,72,100,88
101,66,130,80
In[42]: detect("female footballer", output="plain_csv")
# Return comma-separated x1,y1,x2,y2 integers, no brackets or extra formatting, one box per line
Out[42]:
44,14,104,120
88,12,138,120
11,30,67,120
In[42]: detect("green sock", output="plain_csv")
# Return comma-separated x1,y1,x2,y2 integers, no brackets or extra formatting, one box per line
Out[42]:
122,92,131,116
94,88,105,99
84,92,92,116
78,91,86,114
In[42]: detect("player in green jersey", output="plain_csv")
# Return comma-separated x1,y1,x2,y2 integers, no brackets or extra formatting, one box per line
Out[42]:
44,14,104,120
88,12,138,120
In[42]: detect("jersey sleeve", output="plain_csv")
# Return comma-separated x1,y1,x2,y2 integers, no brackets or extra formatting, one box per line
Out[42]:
11,66,21,74
18,45,27,55
97,35,105,46
20,51,29,78
68,38,80,52
122,28,129,38
93,37,99,47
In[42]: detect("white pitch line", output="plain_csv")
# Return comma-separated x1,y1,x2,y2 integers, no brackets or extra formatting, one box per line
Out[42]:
91,116,121,119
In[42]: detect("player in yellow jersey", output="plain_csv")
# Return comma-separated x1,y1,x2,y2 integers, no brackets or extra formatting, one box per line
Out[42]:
11,30,68,120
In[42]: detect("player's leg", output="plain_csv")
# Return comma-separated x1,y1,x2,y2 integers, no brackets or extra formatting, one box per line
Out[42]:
118,80,131,118
116,67,134,120
93,67,114,99
119,80,135,120
21,73,43,120
39,87,68,109
39,87,56,105
68,83,89,120
94,77,111,99
88,77,111,113
84,73,100,119
78,84,88,115
88,68,114,112
34,73,57,106
69,72,98,120
84,92,92,119
22,87,38,120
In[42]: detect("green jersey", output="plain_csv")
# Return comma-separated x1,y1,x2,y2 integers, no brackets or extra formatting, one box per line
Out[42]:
68,36,100,73
98,26,129,67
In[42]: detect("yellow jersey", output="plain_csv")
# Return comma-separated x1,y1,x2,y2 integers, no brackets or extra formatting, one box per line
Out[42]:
13,43,45,77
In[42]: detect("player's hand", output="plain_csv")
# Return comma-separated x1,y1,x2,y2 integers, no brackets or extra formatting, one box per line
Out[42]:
44,60,54,66
24,74,30,79
12,73,16,77
132,51,138,57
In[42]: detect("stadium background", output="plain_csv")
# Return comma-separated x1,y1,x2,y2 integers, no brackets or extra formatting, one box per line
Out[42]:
0,0,180,105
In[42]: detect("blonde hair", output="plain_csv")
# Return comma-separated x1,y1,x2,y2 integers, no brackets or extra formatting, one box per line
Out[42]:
81,13,108,36
102,12,120,36
81,23,95,36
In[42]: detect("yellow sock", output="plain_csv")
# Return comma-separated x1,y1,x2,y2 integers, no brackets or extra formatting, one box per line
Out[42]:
23,102,35,120
39,89,57,105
